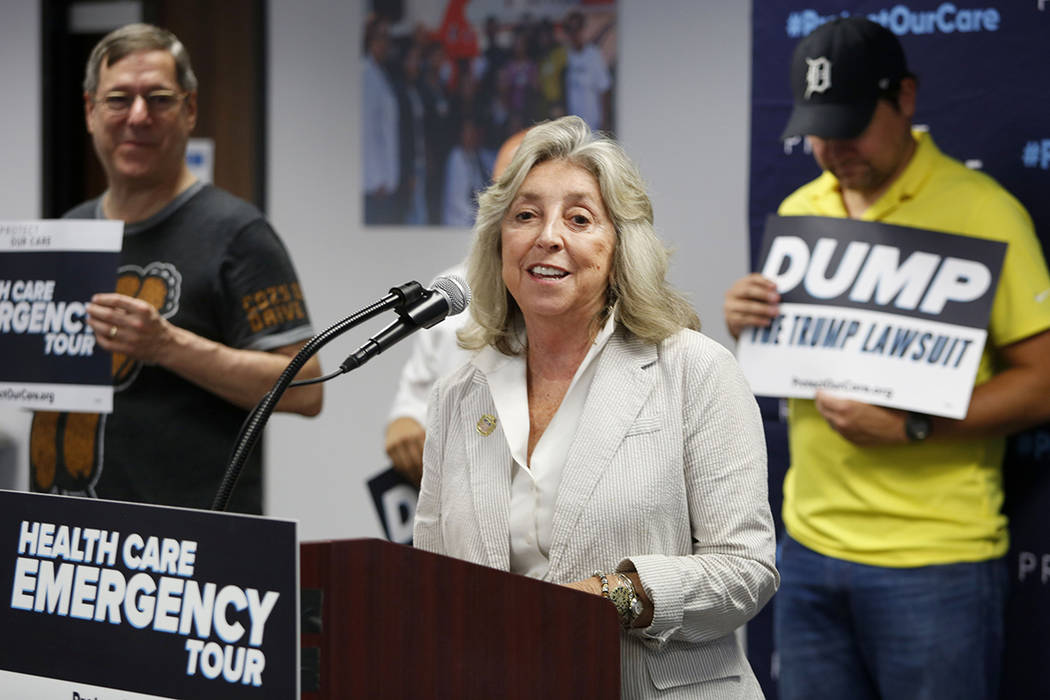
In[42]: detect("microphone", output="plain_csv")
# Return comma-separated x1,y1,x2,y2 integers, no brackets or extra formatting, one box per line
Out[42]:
340,274,471,372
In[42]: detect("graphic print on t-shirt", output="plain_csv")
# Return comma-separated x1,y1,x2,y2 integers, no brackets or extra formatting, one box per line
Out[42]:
29,261,182,496
111,262,182,389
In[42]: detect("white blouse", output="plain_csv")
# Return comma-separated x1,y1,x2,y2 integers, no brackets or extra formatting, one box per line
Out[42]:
472,315,616,578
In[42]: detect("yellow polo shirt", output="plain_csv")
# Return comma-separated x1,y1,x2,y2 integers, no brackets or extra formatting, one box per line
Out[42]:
779,132,1050,567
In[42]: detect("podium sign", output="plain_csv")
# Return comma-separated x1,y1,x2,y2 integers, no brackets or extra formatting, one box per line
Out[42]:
0,490,298,699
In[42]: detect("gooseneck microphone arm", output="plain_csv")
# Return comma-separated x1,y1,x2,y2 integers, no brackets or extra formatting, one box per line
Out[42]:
340,273,471,372
211,281,425,512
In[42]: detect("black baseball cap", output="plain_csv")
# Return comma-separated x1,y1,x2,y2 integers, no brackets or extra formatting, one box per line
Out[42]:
781,17,910,140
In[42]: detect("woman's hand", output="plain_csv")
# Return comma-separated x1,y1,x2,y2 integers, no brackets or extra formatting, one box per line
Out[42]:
563,576,604,596
562,572,654,628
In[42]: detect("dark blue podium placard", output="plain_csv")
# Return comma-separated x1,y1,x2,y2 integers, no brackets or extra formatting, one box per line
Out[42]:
0,490,298,699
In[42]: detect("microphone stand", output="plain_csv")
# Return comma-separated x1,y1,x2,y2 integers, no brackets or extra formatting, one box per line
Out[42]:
211,281,425,512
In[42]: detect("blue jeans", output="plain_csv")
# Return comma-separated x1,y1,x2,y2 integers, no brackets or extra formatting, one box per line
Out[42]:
774,535,1007,700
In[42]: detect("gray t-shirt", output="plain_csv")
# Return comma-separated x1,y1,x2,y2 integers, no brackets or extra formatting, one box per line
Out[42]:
29,183,314,512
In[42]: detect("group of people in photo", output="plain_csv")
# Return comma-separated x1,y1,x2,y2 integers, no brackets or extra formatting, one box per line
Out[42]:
363,9,614,227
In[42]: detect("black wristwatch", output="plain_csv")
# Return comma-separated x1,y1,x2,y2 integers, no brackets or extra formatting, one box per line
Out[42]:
905,412,932,442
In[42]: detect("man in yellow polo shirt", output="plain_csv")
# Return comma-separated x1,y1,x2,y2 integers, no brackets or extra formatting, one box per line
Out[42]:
724,17,1050,700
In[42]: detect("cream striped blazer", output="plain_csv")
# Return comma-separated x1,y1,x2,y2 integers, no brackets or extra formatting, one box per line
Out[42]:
414,326,778,699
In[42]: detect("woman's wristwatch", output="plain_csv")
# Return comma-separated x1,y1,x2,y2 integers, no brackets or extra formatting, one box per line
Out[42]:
609,572,644,628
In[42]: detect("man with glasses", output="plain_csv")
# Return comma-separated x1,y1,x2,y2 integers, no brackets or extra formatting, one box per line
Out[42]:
29,23,322,513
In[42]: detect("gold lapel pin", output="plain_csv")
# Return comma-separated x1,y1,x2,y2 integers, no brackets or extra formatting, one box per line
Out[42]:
476,414,498,436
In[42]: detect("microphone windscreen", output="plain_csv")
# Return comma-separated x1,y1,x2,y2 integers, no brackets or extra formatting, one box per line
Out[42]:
431,274,471,316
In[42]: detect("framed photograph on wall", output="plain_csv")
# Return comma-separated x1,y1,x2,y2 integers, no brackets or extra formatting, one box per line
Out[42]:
362,0,618,227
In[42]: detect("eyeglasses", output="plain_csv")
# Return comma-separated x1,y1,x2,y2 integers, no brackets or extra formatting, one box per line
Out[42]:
95,90,187,116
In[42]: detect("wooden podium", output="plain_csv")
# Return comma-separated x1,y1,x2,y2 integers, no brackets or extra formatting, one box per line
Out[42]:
299,539,621,698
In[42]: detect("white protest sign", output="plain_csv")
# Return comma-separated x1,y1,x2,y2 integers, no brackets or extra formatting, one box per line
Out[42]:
736,215,1005,419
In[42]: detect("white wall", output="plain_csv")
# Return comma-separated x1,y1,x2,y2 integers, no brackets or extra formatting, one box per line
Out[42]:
266,0,752,540
0,1,752,538
0,0,40,491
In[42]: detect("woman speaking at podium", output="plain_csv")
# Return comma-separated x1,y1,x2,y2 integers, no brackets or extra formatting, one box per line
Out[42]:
414,116,778,699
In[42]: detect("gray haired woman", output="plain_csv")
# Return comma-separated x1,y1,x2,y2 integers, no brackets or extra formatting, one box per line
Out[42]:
414,116,778,699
